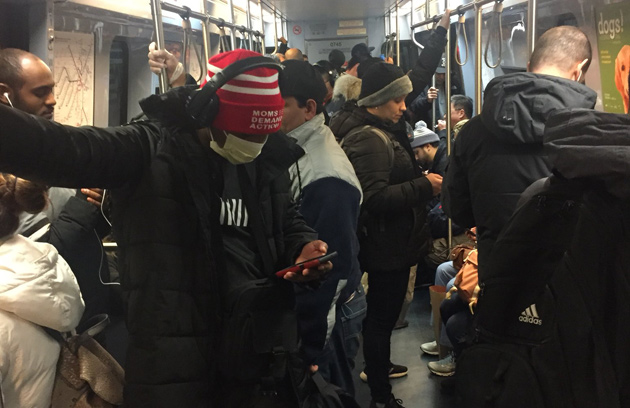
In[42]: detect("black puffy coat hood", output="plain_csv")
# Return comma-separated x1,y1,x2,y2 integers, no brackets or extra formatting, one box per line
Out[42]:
545,109,630,199
481,73,597,145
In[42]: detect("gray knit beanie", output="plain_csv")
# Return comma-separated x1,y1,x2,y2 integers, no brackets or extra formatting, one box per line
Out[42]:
357,63,412,107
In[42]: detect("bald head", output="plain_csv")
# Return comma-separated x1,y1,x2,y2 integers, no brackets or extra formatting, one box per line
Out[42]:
285,48,304,61
528,26,592,81
0,48,56,118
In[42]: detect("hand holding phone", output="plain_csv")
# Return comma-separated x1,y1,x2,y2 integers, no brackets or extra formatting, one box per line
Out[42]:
275,251,338,278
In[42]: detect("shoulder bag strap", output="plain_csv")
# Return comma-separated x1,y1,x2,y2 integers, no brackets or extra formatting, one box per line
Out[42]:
340,125,394,166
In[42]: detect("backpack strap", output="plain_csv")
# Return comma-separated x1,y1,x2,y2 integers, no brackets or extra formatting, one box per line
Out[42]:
340,125,394,167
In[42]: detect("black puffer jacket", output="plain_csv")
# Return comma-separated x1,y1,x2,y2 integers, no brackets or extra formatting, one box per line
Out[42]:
442,73,597,275
330,102,433,272
466,109,630,407
0,89,316,407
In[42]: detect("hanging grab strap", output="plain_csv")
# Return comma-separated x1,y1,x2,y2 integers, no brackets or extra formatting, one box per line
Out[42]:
238,26,248,49
484,0,504,68
455,8,469,66
180,7,192,75
215,18,230,53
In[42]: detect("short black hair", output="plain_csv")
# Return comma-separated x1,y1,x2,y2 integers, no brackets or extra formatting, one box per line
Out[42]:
281,60,327,114
451,94,473,119
0,48,30,90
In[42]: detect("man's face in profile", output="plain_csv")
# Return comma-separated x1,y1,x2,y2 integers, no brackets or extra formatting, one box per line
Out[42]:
12,57,56,119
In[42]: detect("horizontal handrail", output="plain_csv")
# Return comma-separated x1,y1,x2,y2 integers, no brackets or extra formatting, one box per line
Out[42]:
161,1,263,36
409,0,498,30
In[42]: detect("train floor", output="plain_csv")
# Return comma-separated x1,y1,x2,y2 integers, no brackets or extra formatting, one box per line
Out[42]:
352,286,463,408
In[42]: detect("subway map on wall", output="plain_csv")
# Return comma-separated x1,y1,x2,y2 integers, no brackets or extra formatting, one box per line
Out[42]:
53,31,95,126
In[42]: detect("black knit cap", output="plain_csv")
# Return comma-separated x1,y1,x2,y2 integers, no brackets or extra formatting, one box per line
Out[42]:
280,60,327,106
357,57,383,79
358,62,412,107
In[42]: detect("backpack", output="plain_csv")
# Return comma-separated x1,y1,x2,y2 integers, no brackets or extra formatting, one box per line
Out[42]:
456,177,630,408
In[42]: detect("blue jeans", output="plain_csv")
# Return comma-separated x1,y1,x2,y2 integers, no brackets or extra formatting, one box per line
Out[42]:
435,261,458,287
317,284,366,397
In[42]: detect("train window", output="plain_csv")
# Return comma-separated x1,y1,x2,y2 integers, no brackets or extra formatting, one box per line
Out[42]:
108,39,129,126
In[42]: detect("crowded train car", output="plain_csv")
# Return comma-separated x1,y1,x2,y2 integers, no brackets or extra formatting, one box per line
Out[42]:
0,0,628,407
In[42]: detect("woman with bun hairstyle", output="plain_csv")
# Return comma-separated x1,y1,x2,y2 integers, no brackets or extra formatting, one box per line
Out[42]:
0,174,84,407
330,63,442,408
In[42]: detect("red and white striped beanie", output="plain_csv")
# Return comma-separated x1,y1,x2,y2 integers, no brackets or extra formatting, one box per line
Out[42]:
201,49,284,135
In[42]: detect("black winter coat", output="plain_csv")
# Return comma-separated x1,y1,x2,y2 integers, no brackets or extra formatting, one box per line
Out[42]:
330,103,433,272
469,109,630,407
442,73,597,276
0,89,316,407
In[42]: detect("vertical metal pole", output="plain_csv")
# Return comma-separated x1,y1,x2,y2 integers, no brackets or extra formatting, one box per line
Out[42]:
273,7,279,53
281,16,286,38
385,11,389,41
259,1,266,53
150,0,169,93
475,3,483,114
247,0,254,50
444,0,452,250
200,0,210,66
527,0,537,56
227,0,236,50
395,3,400,66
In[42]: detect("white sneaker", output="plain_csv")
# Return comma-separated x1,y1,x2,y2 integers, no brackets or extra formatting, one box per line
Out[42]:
420,340,439,356
427,353,455,377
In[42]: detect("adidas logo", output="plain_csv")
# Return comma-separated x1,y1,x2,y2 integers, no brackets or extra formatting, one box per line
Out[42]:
519,304,543,325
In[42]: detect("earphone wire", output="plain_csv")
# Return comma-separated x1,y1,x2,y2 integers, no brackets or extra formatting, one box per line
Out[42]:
3,93,13,108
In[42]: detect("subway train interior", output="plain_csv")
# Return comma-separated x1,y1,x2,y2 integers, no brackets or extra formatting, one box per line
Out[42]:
0,0,628,406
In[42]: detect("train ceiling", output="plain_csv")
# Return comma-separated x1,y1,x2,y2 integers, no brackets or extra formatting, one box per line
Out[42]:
263,0,400,21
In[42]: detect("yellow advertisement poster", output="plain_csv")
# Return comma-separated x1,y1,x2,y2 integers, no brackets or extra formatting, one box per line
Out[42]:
596,2,630,113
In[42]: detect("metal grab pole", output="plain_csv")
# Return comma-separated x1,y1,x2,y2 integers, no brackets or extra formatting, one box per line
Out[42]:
272,6,278,54
395,3,400,66
445,0,452,250
527,0,537,55
259,1,265,53
150,0,169,93
227,0,236,50
200,0,210,72
475,3,483,115
247,0,254,51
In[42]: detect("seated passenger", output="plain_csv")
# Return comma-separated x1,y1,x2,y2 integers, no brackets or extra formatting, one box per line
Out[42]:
0,175,84,407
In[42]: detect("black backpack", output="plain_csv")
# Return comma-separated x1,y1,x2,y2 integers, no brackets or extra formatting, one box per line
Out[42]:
456,177,630,408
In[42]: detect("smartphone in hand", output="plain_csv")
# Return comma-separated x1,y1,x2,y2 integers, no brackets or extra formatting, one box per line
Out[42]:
275,251,338,278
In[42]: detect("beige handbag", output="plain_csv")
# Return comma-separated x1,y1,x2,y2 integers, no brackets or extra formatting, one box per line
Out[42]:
50,315,124,408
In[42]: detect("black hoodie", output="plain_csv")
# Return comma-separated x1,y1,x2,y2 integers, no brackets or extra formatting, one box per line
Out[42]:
442,72,597,273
